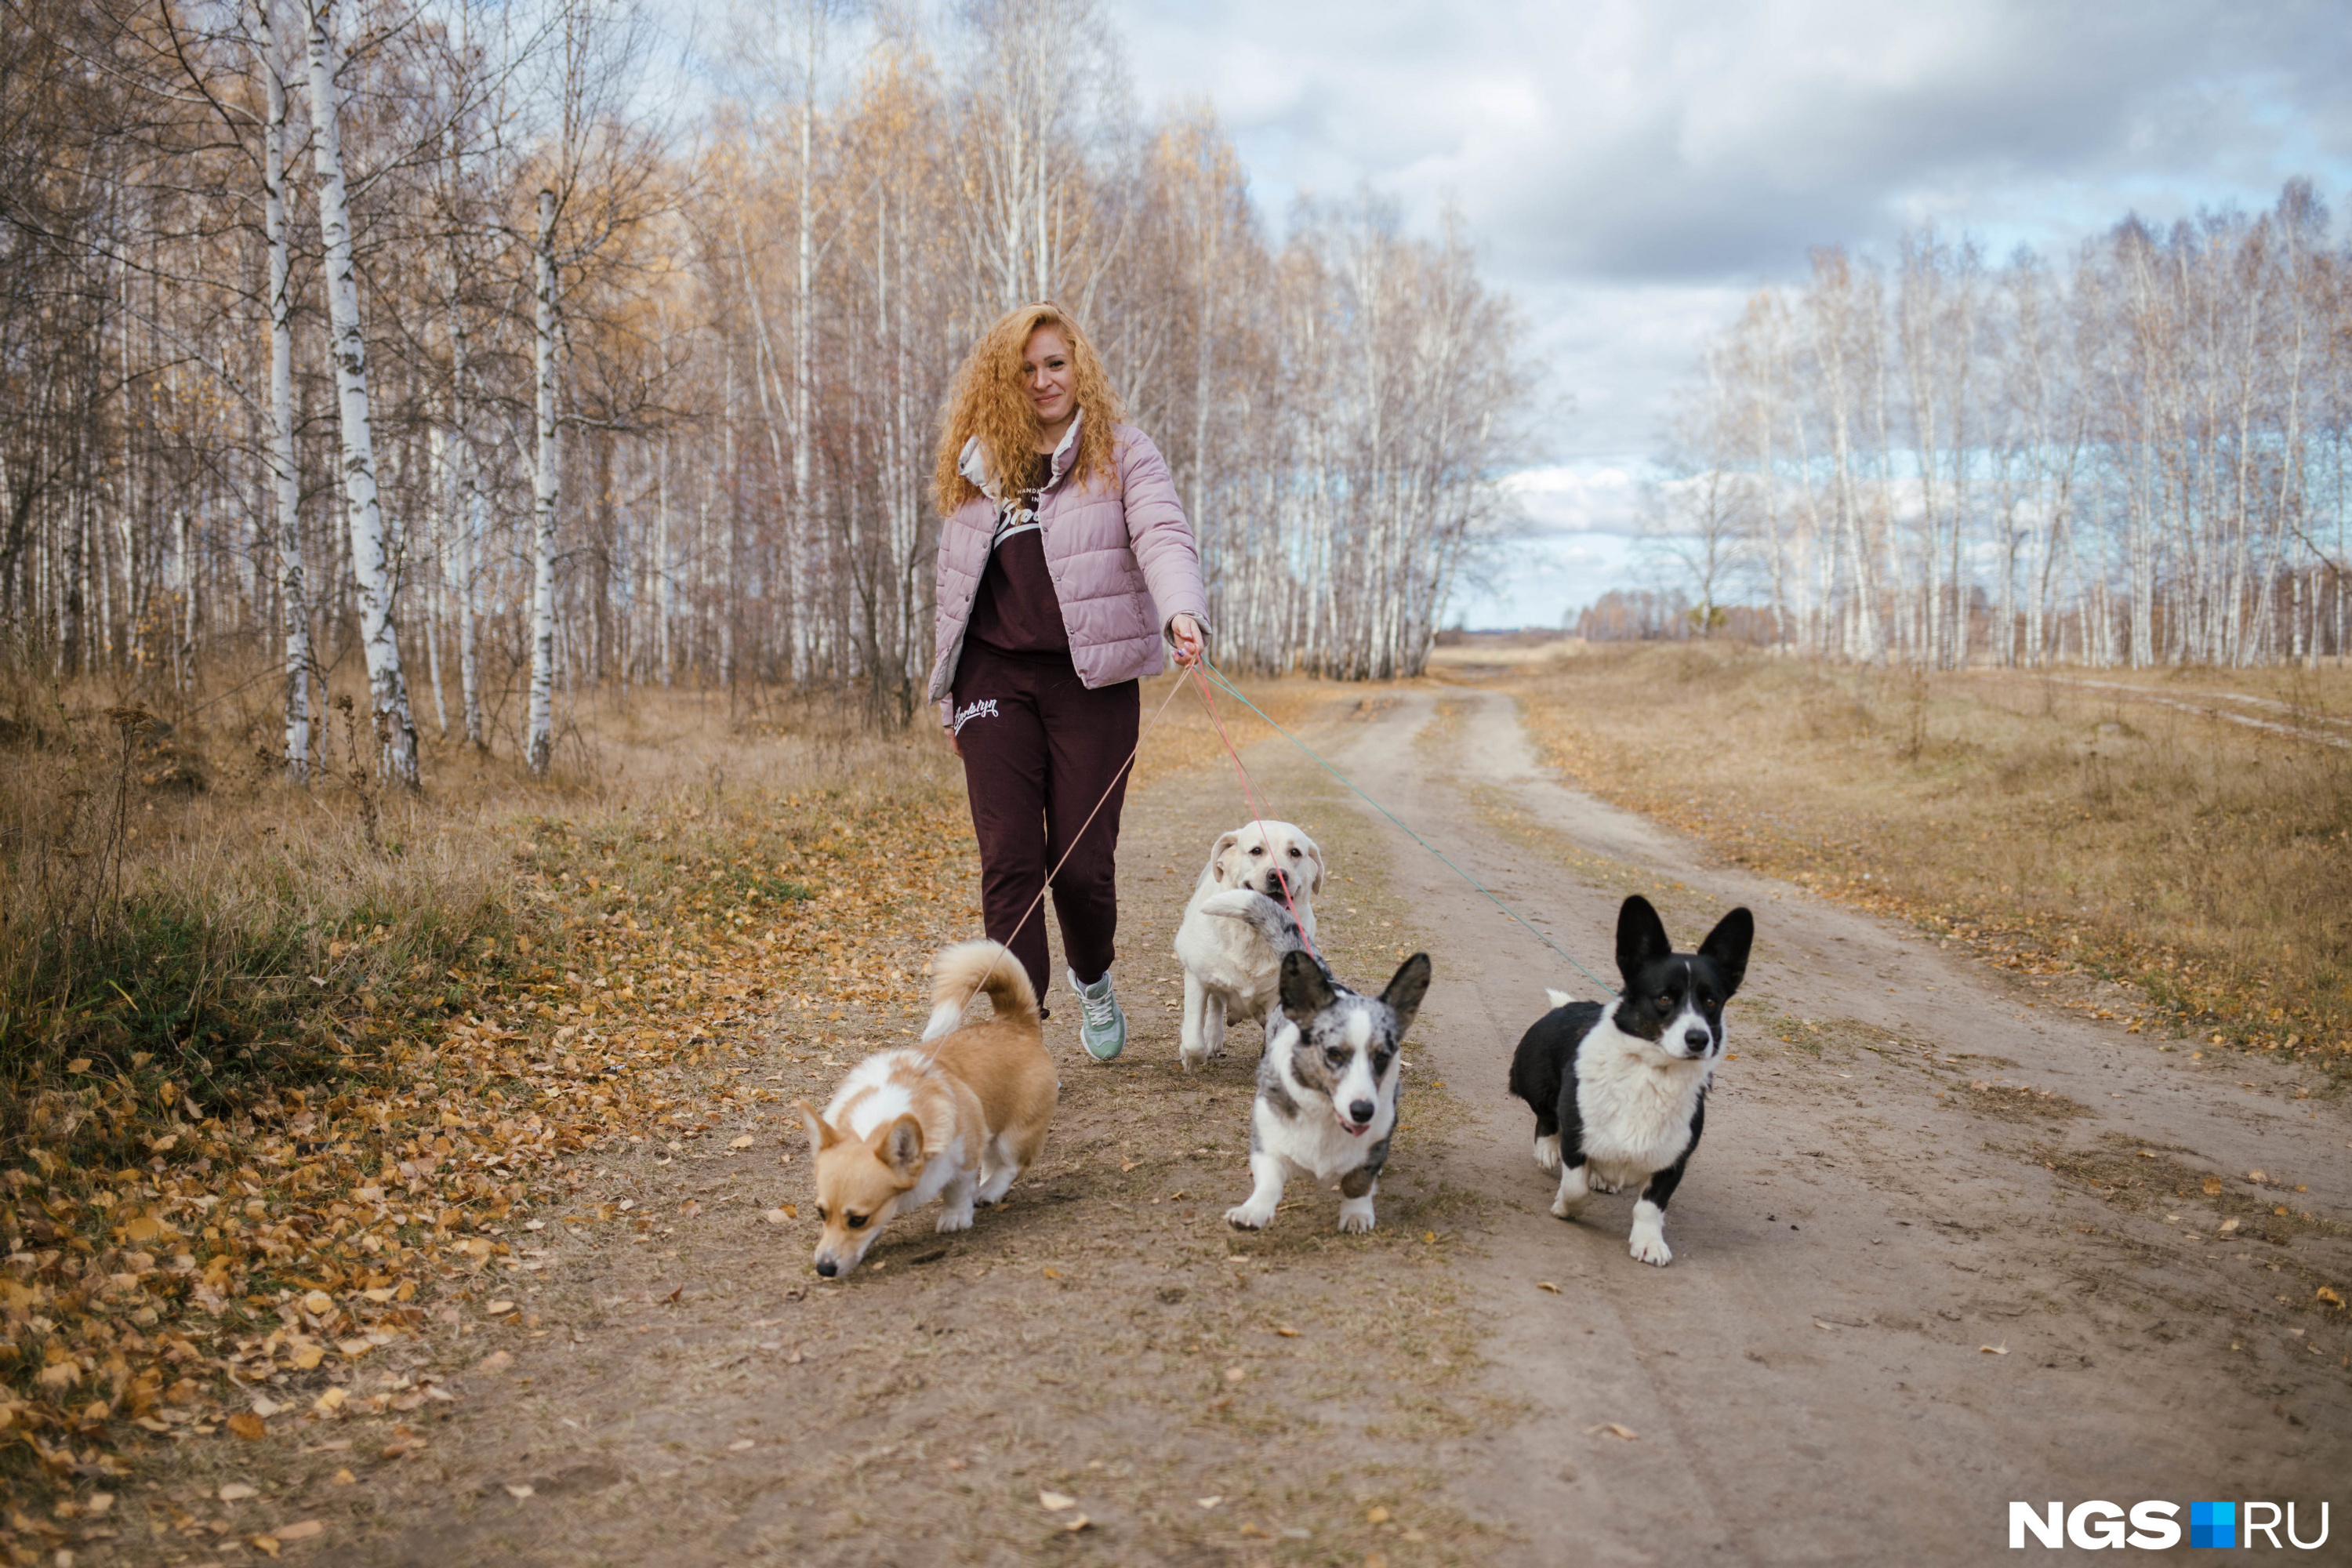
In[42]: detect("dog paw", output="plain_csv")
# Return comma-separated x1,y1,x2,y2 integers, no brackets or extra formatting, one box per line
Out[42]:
1628,1230,1672,1267
936,1209,975,1233
1532,1134,1561,1173
1586,1172,1621,1194
1336,1203,1376,1235
1548,1193,1587,1220
1224,1203,1274,1230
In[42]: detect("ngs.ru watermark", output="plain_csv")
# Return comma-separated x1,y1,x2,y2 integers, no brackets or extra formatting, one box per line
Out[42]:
2011,1500,2330,1550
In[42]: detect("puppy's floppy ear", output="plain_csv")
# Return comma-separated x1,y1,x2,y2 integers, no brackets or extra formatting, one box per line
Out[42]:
1614,895,1671,981
1302,835,1326,897
1381,953,1432,1034
1278,949,1338,1023
793,1098,839,1152
1700,907,1754,997
875,1112,926,1180
1207,830,1240,884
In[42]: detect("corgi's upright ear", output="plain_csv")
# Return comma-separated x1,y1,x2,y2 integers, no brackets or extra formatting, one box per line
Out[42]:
875,1112,926,1181
1278,949,1338,1023
1613,895,1672,981
793,1098,840,1152
1380,952,1432,1035
1700,907,1755,997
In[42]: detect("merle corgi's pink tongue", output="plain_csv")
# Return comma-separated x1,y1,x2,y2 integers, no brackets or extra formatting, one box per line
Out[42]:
1336,1110,1370,1137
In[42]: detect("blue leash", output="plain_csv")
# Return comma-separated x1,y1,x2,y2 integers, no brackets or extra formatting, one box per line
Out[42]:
1194,658,1619,1000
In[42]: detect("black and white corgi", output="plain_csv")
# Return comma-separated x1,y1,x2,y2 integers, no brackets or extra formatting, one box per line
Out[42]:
1212,892,1431,1234
1508,895,1752,1266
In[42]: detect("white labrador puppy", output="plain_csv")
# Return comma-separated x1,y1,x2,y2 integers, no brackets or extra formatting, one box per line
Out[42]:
1172,822,1327,1070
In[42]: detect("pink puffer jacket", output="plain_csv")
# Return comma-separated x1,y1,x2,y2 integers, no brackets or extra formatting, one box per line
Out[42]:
928,412,1208,708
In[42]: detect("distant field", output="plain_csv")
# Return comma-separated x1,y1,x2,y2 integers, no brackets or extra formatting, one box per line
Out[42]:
1506,644,2352,1067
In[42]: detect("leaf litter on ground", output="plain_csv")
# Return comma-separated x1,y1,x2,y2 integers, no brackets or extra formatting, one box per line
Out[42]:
0,773,983,1542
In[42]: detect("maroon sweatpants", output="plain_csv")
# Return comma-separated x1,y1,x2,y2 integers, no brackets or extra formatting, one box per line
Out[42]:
951,641,1140,1004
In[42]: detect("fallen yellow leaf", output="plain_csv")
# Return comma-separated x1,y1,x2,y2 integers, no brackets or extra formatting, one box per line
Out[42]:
505,1484,535,1500
227,1412,266,1442
1980,1344,2009,1356
485,1300,516,1316
220,1484,258,1502
731,1136,755,1149
1587,1422,1639,1441
301,1290,334,1316
1039,1491,1076,1511
1062,1515,1092,1533
1537,1281,1560,1294
1196,1496,1222,1509
1041,1266,1062,1279
277,1522,324,1542
1367,1504,1392,1524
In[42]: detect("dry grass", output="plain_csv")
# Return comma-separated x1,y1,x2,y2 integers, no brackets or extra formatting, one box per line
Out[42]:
1511,644,2352,1067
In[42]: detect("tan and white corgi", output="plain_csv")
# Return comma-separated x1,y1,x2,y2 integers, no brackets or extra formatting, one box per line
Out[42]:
792,940,1057,1278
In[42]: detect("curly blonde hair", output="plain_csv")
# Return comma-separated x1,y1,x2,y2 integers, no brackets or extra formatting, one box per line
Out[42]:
934,303,1126,516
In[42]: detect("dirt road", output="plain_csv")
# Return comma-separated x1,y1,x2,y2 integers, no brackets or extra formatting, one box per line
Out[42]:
124,684,2350,1566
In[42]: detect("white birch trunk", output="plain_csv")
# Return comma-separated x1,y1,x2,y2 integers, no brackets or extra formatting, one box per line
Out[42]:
526,187,561,775
445,239,485,749
303,0,417,786
260,0,311,782
425,426,451,735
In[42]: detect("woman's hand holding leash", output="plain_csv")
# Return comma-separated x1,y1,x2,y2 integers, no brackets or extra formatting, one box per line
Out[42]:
1168,613,1204,667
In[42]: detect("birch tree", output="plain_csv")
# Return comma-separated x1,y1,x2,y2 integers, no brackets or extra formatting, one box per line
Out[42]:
250,0,314,782
303,0,419,784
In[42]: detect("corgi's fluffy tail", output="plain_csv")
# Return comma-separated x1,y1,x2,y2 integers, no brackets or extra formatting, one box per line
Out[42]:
1196,887,1307,953
921,939,1040,1041
1544,987,1576,1011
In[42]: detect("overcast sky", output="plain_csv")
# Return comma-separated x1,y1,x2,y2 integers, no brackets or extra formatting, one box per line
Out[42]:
1105,0,2352,624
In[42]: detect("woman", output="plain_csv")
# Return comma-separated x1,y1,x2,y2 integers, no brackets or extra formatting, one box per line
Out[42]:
929,303,1207,1062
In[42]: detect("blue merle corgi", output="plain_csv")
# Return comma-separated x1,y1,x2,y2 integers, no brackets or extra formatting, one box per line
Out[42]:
1205,891,1430,1234
1508,895,1752,1266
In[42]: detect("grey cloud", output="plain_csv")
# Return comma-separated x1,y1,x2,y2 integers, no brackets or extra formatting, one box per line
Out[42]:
1120,0,2352,283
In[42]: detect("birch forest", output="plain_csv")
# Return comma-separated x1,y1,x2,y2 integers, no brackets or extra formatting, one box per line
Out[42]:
0,0,1530,782
1652,181,2352,668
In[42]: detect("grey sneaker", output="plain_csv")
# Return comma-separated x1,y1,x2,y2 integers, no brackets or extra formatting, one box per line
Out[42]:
1069,967,1127,1062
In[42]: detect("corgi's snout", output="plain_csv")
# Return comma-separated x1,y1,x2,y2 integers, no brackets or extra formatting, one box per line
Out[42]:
814,1257,839,1278
1346,1098,1376,1129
